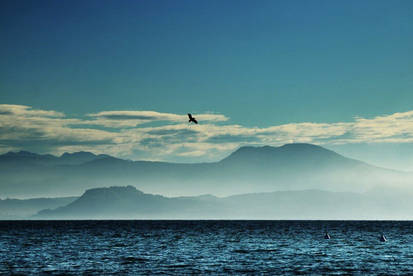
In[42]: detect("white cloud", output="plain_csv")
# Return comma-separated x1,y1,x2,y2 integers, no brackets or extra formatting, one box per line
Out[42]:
0,105,117,154
0,104,64,117
87,110,228,127
2,104,413,161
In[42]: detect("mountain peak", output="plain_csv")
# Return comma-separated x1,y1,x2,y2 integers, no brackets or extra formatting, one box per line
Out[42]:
279,143,325,150
221,143,342,164
4,150,38,156
278,143,339,154
61,151,97,158
83,185,144,197
4,151,40,157
0,150,114,166
235,143,329,152
59,151,104,165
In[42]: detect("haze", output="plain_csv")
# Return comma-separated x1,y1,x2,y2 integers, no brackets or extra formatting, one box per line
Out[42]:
1,0,413,219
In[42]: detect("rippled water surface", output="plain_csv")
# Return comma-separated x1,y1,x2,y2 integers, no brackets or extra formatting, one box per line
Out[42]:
1,221,413,274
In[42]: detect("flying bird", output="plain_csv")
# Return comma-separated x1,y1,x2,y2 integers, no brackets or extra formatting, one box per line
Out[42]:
188,113,198,124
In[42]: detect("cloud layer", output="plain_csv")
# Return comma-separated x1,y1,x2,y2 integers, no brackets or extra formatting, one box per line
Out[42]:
1,104,413,162
88,111,228,127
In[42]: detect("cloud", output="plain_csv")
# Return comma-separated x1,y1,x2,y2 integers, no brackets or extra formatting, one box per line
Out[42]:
87,111,228,127
0,104,64,118
205,134,261,144
0,105,116,154
3,104,413,162
146,128,199,136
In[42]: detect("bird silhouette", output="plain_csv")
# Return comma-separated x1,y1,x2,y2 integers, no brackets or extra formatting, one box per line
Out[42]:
188,113,198,124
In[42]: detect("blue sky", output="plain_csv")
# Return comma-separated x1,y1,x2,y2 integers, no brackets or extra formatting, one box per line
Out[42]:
1,1,413,169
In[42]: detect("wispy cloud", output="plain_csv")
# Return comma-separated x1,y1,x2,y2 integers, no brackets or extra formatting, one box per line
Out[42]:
0,105,116,154
0,104,64,118
87,110,228,127
2,104,413,161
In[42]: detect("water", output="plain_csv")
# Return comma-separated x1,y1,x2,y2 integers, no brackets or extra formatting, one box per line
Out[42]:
1,221,412,274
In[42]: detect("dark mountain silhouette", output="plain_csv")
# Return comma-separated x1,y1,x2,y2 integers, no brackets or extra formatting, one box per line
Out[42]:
0,151,57,166
0,150,109,166
221,144,355,166
34,186,413,220
217,143,373,179
0,143,408,198
36,186,221,219
59,151,110,165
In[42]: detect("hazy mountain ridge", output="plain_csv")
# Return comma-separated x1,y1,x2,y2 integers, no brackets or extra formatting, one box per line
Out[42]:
0,150,110,166
0,143,409,198
36,186,222,219
0,196,77,219
34,186,413,220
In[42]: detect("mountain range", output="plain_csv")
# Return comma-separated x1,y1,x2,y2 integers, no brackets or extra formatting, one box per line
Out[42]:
34,185,413,220
0,143,409,198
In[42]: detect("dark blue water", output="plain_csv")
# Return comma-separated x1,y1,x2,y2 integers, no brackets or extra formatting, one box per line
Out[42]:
1,221,412,275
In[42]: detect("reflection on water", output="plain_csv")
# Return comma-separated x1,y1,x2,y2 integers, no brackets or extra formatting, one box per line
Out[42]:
1,221,412,274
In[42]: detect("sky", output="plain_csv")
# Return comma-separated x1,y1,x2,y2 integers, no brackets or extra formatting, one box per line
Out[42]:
1,0,413,169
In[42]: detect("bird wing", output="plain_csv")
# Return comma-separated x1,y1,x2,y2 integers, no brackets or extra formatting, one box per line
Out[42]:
193,118,198,124
188,113,193,119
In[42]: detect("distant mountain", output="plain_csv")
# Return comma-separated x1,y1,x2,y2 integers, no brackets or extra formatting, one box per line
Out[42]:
0,151,57,166
36,186,221,219
0,143,409,198
0,196,77,219
59,151,110,165
0,150,109,166
221,143,371,170
34,186,413,220
218,143,373,178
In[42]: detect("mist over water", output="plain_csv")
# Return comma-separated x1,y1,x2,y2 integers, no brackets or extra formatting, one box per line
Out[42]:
1,220,413,275
2,144,413,220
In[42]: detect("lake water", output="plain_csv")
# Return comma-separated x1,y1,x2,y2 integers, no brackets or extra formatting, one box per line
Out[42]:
1,220,412,274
